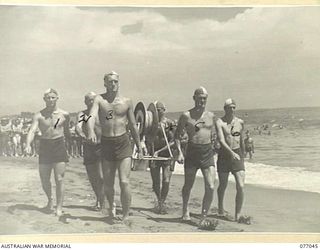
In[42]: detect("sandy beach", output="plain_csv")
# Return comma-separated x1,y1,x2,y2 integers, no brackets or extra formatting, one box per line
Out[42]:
0,157,320,237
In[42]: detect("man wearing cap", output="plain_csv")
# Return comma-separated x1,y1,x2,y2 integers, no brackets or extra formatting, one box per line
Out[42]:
175,87,216,223
148,101,175,214
25,88,70,216
76,92,105,211
87,71,142,222
0,118,12,156
215,98,249,223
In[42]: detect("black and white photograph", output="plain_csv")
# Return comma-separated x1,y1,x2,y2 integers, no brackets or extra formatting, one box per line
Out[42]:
0,3,320,237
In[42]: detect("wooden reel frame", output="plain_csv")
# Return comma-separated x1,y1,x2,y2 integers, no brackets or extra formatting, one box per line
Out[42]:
133,101,174,162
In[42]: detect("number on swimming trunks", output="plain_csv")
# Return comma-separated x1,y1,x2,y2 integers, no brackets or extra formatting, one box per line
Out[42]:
106,110,114,120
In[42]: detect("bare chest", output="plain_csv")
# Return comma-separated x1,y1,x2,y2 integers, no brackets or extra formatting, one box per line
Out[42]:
186,115,214,133
222,119,242,136
39,113,66,130
99,99,128,120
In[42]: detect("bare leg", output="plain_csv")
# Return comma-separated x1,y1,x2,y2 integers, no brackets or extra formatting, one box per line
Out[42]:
39,164,53,212
53,162,66,216
102,159,116,217
217,172,229,215
160,164,172,212
233,170,245,221
12,136,18,156
150,163,161,211
182,167,197,220
117,157,132,220
200,166,215,218
85,161,104,209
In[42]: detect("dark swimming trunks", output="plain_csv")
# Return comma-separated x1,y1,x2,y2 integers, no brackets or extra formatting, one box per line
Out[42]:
101,133,132,161
184,142,215,169
83,142,101,165
217,148,245,173
39,137,69,164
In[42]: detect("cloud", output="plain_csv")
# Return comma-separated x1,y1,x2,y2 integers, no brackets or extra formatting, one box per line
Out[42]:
0,6,319,115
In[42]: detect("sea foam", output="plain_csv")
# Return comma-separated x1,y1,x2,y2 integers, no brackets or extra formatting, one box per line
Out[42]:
172,160,320,194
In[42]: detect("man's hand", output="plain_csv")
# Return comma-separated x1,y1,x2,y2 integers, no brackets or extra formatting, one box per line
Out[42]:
25,145,32,155
232,151,240,161
136,149,143,160
153,151,159,157
87,132,97,144
177,152,184,164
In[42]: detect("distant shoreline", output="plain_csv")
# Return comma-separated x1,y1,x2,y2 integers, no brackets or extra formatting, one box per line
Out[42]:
1,105,320,119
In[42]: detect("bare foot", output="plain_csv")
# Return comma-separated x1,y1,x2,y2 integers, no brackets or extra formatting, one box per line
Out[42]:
55,207,64,217
109,204,116,218
122,216,132,227
56,209,63,217
237,215,252,225
198,218,219,231
181,213,191,221
42,200,54,214
159,203,168,215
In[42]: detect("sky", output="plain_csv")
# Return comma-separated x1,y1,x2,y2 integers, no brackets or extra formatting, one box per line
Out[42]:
0,5,320,116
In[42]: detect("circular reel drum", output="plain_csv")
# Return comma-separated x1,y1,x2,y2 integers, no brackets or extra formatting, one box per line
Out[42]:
146,102,159,142
134,102,147,140
134,101,159,142
133,101,173,164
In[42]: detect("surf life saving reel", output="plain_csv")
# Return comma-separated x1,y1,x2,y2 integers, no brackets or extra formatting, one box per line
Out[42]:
132,101,174,162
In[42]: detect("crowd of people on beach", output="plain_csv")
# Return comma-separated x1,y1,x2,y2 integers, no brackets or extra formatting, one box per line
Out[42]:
1,71,256,230
0,117,93,159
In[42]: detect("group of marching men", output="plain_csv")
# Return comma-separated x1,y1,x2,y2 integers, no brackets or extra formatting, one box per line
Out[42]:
21,71,251,228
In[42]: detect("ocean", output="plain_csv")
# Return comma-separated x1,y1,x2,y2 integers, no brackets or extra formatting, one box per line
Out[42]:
168,106,320,194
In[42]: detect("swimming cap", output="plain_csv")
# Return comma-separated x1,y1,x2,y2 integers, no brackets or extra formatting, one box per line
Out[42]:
85,91,96,98
104,71,119,79
44,88,59,97
224,98,236,107
193,86,208,96
155,101,166,110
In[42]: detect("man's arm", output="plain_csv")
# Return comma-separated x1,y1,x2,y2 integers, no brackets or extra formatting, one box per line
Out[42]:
239,120,245,156
174,112,188,163
63,112,71,139
75,111,86,139
127,100,142,157
215,119,240,160
252,139,255,153
211,112,216,143
25,113,39,153
87,96,100,143
154,120,175,156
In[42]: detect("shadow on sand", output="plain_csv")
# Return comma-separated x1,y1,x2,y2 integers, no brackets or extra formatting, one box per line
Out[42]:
57,213,115,225
7,204,53,215
131,206,199,227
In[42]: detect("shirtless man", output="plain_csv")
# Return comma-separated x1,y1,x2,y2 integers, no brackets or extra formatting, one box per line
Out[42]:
25,88,70,216
215,98,248,223
0,118,12,156
76,92,104,211
244,130,254,159
175,87,216,222
87,71,142,222
149,101,175,214
12,118,23,157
